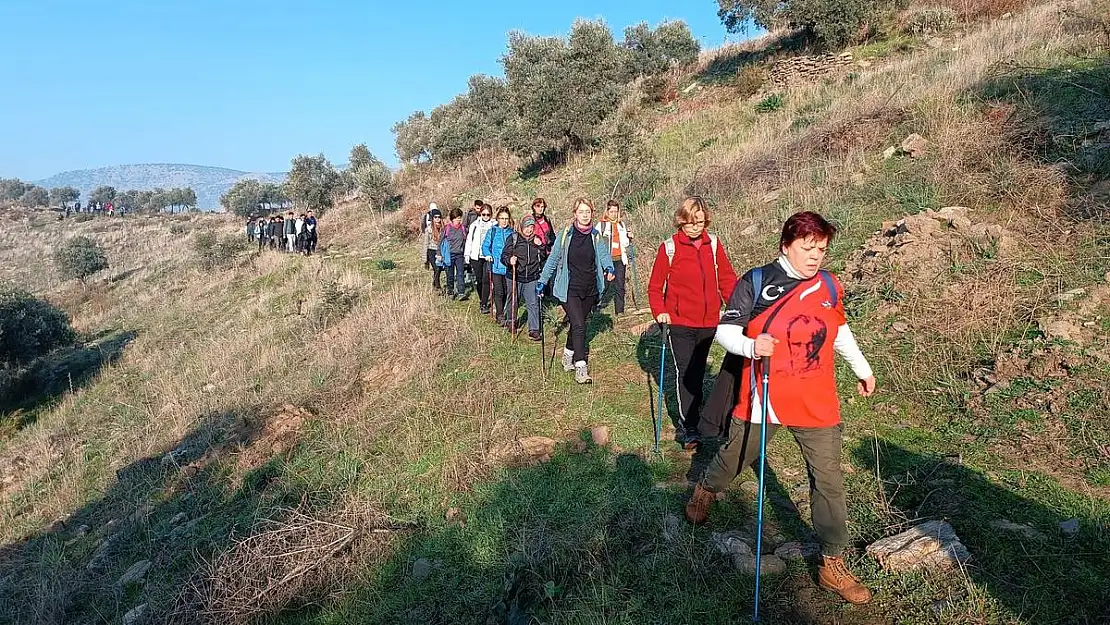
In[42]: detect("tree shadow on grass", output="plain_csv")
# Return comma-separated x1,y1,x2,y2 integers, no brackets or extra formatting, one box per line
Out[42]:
0,406,323,625
279,446,839,625
0,329,137,434
852,438,1110,623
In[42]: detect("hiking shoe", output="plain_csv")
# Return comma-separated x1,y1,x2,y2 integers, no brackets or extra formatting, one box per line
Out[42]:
818,556,872,605
479,305,491,315
562,348,575,372
574,361,592,384
685,483,715,525
679,429,700,451
455,293,469,301
528,330,542,341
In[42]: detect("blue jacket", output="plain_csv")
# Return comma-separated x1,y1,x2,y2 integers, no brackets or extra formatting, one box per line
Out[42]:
481,226,514,275
539,225,615,303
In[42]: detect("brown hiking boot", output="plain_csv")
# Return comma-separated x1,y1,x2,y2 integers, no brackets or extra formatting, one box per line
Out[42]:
684,483,715,525
818,556,872,604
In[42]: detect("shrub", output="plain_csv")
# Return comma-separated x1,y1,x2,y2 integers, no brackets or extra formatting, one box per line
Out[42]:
310,281,359,329
193,231,248,269
54,236,109,283
0,286,76,368
734,64,767,98
755,93,786,113
905,7,957,35
375,259,397,271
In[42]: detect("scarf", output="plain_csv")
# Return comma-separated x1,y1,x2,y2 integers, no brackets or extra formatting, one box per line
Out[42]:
602,217,623,261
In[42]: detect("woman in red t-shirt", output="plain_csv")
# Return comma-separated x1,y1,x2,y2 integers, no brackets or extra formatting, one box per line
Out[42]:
647,197,737,448
684,211,877,605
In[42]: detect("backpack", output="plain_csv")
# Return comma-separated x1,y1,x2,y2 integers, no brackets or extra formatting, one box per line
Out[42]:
662,234,720,302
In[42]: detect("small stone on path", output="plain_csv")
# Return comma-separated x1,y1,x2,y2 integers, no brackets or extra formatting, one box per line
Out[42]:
411,558,440,581
662,513,681,542
990,519,1045,541
122,604,148,625
117,560,152,587
774,542,820,562
590,426,610,446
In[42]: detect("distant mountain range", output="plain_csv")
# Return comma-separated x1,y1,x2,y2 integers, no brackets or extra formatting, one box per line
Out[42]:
34,164,286,211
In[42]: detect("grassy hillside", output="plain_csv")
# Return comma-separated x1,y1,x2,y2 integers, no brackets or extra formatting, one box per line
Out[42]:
1,3,1108,624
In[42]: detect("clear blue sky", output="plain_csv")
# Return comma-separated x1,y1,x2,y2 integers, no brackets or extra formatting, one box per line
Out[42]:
0,1,751,181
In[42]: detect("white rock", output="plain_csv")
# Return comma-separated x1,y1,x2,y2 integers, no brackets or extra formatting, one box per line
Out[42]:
117,560,152,587
122,603,147,625
866,520,970,572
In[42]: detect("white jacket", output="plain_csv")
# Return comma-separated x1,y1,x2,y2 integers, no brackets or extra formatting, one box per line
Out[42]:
600,220,631,264
464,217,495,261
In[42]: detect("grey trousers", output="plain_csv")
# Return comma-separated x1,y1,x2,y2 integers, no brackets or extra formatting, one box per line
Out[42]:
701,419,850,557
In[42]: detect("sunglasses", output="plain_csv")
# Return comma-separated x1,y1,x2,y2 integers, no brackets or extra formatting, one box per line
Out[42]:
683,221,707,227
481,212,491,217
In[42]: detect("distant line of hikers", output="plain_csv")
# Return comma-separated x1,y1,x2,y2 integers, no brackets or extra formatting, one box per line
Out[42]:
247,210,318,256
420,197,878,605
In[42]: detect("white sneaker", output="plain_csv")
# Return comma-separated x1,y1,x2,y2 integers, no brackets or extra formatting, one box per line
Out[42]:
574,361,592,384
562,348,575,372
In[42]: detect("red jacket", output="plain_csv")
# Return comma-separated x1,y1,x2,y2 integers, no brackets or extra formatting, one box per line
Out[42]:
647,232,738,329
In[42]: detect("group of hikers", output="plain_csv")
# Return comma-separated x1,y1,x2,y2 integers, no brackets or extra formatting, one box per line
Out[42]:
65,201,124,217
422,197,633,384
247,210,318,255
421,196,878,606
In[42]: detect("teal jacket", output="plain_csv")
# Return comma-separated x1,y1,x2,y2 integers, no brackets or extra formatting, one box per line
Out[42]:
539,225,615,302
481,225,515,275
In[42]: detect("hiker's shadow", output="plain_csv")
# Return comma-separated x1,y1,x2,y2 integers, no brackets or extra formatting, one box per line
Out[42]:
633,325,727,480
852,439,1110,622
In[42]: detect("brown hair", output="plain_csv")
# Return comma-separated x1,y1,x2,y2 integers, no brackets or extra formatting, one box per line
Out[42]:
780,211,836,250
673,197,711,230
606,199,620,209
572,197,594,215
495,208,513,228
531,197,546,210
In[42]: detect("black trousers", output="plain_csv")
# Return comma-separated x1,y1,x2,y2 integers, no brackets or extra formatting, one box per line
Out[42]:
563,291,599,363
472,258,491,308
606,260,627,314
491,273,509,322
667,325,717,433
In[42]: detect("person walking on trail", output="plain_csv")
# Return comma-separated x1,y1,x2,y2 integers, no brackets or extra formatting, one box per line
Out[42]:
464,199,484,231
647,197,738,449
426,212,446,293
284,211,297,252
423,206,443,271
684,211,877,606
502,215,549,341
294,213,308,254
530,198,555,252
465,204,496,314
255,217,267,252
246,218,256,243
442,208,468,300
421,202,439,236
268,216,279,249
304,210,318,255
599,199,634,316
537,198,615,384
482,208,515,327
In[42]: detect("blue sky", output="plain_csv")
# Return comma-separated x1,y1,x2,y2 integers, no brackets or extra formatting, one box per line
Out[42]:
0,1,750,180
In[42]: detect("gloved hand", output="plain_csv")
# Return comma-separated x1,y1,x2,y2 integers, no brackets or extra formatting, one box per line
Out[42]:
536,282,545,295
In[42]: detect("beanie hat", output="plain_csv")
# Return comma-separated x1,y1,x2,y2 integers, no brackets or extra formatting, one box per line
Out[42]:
520,215,536,228
429,202,438,211
429,208,442,218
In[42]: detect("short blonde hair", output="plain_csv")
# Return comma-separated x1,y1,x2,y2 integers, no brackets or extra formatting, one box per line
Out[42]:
673,197,710,230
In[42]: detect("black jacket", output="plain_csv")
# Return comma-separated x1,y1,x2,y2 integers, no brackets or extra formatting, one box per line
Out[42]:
500,231,548,282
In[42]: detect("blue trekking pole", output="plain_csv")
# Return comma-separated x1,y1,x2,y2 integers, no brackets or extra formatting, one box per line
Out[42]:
753,356,771,623
653,322,668,455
